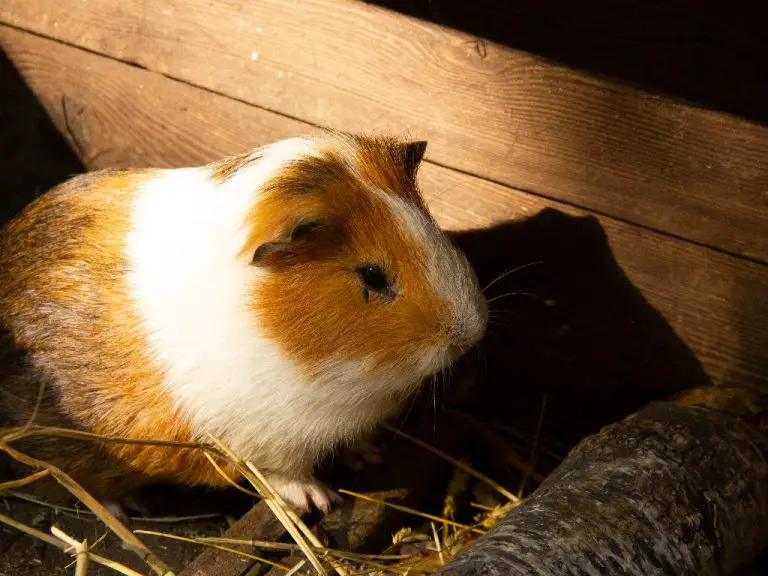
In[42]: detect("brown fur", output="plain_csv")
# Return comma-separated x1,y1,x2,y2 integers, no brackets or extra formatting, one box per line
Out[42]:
353,136,428,209
0,170,239,500
245,136,451,375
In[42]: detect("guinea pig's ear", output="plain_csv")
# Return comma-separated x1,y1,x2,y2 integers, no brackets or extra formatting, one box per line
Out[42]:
249,219,324,268
398,141,428,181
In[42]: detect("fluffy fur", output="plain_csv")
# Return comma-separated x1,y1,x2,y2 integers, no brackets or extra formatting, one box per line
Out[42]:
0,132,487,512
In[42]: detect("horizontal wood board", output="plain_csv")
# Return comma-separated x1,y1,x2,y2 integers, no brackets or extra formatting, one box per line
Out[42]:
2,0,767,262
3,26,767,391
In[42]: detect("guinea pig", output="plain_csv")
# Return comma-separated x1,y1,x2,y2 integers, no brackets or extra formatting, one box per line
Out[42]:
0,131,488,515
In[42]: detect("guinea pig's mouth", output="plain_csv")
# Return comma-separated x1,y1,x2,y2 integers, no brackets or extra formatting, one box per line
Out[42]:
447,342,474,364
445,301,489,366
431,292,488,373
432,340,478,374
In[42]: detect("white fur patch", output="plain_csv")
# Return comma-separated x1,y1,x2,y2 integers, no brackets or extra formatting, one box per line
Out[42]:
124,139,333,469
122,137,446,477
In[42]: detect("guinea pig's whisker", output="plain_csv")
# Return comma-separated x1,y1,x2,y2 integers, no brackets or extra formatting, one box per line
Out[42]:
488,310,523,324
428,372,441,431
482,261,544,294
486,290,543,305
489,308,521,318
391,392,420,439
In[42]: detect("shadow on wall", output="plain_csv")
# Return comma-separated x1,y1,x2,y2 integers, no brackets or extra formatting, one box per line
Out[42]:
0,48,84,227
449,208,712,452
445,209,768,574
367,0,768,125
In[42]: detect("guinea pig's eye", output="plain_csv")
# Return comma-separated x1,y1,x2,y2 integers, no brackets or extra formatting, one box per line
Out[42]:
356,265,391,294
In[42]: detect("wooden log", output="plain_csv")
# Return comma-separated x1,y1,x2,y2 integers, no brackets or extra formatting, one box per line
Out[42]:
436,387,768,576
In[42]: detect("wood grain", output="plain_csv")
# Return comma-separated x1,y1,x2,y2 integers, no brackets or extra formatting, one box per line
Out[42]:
2,0,767,262
2,25,767,391
178,502,285,576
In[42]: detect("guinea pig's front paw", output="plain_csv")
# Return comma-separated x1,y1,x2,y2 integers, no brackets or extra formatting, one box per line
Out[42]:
104,500,131,525
103,490,151,525
267,475,343,515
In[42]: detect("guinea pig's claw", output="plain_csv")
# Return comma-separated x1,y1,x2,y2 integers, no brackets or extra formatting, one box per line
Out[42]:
269,476,341,515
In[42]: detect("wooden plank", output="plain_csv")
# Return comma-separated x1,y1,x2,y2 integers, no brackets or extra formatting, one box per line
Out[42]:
2,0,767,263
179,502,285,576
368,0,768,126
2,26,767,392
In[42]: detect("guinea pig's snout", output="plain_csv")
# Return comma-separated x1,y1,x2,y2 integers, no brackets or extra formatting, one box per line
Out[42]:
448,293,489,360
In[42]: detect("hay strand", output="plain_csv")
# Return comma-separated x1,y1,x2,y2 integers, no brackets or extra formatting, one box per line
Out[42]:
2,490,222,523
134,529,291,570
382,424,519,504
285,559,307,575
338,490,485,536
0,469,50,490
517,394,547,499
51,526,90,576
137,532,413,561
203,451,261,498
206,433,331,576
0,442,174,576
0,513,142,576
1,425,214,454
430,523,445,566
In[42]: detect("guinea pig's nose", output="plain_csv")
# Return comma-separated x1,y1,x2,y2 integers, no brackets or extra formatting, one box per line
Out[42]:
450,318,486,358
445,288,488,364
461,294,489,345
476,294,489,333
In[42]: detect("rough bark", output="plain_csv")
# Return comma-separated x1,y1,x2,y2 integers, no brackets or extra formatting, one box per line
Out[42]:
436,387,768,576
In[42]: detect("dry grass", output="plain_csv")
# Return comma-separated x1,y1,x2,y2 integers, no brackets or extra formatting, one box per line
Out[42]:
0,410,549,576
0,512,143,576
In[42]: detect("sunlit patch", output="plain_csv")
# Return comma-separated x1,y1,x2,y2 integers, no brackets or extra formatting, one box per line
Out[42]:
246,135,459,381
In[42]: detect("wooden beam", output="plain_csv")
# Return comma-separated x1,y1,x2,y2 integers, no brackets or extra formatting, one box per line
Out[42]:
2,25,767,392
435,387,768,575
2,0,767,262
